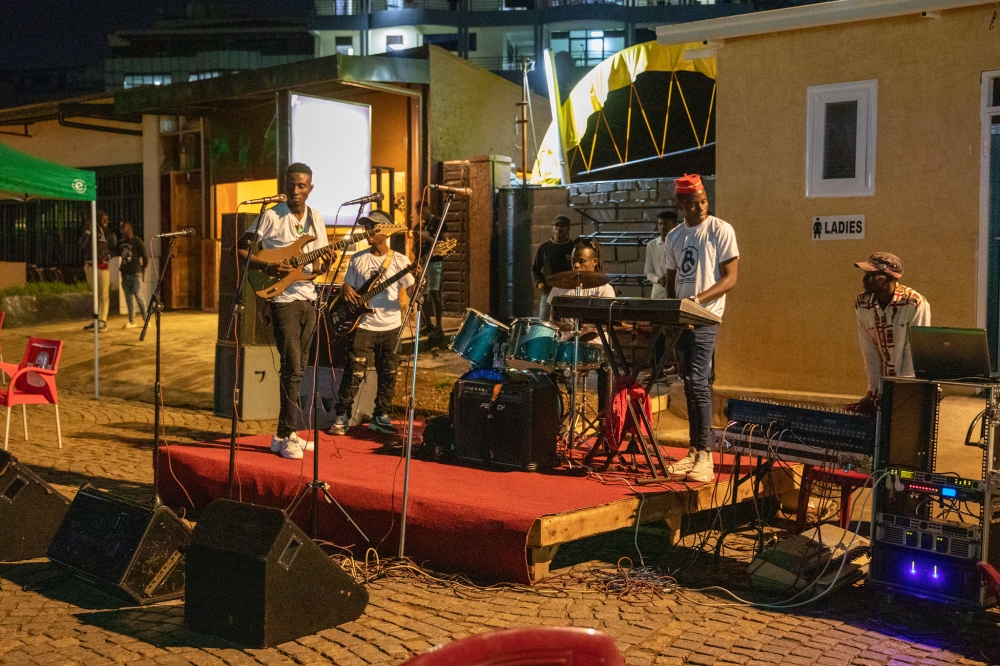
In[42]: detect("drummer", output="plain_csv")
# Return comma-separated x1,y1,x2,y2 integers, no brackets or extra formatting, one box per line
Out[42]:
547,238,614,409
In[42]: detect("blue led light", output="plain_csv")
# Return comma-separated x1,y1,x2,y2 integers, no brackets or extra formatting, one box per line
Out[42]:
941,487,957,498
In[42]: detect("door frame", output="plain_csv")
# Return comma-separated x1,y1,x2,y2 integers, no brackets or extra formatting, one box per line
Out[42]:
979,70,1000,367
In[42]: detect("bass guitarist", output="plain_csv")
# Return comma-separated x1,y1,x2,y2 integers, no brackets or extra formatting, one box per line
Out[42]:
238,162,332,459
328,230,421,435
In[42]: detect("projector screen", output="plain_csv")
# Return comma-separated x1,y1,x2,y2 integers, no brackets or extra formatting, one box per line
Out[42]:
290,94,372,227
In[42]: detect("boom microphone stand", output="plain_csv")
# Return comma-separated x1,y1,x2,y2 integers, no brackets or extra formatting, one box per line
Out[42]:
140,234,181,504
395,191,457,558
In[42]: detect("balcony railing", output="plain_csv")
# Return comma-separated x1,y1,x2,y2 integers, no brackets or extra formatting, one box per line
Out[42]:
315,0,704,15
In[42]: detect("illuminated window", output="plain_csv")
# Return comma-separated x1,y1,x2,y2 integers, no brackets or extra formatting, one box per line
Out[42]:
123,74,172,89
806,80,878,197
335,36,354,55
386,35,404,51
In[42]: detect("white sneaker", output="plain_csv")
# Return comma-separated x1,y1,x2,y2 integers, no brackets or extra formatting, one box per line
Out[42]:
278,437,304,460
667,449,697,475
124,321,137,329
687,450,715,483
288,431,314,452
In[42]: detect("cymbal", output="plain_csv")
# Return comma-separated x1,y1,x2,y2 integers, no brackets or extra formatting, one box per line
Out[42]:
546,270,610,290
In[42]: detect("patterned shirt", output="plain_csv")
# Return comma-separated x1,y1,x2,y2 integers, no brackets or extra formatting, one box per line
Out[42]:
855,284,931,393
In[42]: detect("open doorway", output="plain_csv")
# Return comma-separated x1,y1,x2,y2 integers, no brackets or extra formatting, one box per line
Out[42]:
982,72,1000,369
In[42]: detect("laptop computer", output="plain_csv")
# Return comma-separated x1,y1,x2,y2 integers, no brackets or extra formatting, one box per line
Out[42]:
908,326,994,381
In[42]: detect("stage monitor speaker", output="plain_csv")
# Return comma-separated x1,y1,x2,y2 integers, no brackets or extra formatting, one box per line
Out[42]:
47,485,191,604
214,341,280,420
452,372,560,471
0,451,70,561
218,212,275,346
185,499,368,648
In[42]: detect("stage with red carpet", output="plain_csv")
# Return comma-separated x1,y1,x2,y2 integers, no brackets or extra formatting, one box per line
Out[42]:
157,427,798,584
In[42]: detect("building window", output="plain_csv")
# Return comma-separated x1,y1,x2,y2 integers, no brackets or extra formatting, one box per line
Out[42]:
806,79,877,197
423,33,477,52
335,36,354,56
123,74,172,89
188,71,220,82
386,35,404,51
549,29,624,67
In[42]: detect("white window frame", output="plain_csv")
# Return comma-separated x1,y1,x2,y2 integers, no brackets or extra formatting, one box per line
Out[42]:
805,79,878,198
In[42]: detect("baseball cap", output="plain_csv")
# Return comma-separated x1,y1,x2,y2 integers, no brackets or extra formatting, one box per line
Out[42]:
855,252,903,278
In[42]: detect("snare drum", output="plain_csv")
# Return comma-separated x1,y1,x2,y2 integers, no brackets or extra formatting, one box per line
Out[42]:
506,318,560,371
554,340,604,370
449,309,509,368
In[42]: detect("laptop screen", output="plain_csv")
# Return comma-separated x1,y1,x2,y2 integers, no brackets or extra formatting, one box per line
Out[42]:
907,326,992,381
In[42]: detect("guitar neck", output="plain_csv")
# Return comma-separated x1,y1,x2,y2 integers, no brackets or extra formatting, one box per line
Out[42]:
292,229,375,267
360,264,414,305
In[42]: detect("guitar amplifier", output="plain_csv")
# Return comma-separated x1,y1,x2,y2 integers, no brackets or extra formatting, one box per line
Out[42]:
451,373,560,471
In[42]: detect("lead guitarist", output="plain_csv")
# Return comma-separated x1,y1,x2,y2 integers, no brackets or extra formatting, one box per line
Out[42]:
328,231,420,435
238,162,332,459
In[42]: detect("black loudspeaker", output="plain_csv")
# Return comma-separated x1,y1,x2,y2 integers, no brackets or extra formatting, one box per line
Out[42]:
218,212,275,346
0,451,70,561
186,499,369,648
47,485,191,604
452,372,560,471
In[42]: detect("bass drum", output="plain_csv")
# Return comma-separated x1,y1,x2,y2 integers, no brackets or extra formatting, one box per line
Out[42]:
506,318,560,372
449,309,508,368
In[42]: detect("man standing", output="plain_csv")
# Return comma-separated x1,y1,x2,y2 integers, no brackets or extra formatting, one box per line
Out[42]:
664,174,739,483
645,210,680,379
79,210,116,332
238,163,331,459
853,252,930,413
418,208,444,338
532,215,575,319
329,231,418,435
118,222,147,329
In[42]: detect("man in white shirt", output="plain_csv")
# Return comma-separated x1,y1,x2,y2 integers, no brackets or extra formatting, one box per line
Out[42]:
664,174,739,483
645,210,680,379
239,163,331,459
853,252,931,413
329,232,419,435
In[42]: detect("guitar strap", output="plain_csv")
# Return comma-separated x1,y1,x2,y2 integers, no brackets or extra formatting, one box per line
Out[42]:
372,250,394,285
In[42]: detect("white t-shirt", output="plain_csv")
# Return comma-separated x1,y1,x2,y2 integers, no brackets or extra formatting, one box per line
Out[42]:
644,235,669,300
664,215,739,318
548,283,616,346
247,203,329,303
344,249,414,331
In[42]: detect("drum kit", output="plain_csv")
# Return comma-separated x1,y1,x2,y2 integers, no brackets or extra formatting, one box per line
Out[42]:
447,269,611,459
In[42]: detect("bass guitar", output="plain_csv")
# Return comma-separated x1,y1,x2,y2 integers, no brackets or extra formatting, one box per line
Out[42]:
247,223,407,300
327,238,458,337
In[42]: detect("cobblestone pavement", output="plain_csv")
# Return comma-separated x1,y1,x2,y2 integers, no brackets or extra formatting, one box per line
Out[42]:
0,332,998,664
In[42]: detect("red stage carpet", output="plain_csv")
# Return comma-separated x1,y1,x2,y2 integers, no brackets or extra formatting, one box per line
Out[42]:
157,428,713,584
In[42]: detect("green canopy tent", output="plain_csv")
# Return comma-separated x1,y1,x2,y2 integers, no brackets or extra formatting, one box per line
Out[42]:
0,143,101,398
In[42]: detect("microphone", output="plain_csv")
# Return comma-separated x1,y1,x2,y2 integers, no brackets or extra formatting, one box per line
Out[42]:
429,184,472,196
342,192,385,206
155,228,196,239
240,194,287,205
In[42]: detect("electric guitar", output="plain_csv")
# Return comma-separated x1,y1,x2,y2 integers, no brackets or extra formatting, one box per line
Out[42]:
246,224,407,300
327,238,458,337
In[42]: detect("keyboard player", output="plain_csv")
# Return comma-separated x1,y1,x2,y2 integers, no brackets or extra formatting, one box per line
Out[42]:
664,174,739,483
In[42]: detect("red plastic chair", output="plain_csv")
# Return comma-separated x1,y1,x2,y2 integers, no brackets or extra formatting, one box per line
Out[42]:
0,337,63,450
399,627,625,666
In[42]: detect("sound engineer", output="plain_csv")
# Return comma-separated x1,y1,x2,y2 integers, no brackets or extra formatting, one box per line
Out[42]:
852,252,931,413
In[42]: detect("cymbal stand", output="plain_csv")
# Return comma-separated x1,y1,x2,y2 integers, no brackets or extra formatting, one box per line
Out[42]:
396,192,456,558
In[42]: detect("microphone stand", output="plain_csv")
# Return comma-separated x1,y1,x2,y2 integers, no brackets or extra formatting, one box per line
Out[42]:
286,204,369,545
395,192,455,558
223,201,268,498
140,234,181,505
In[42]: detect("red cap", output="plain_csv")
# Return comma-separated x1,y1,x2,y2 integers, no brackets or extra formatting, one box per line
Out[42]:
675,174,704,195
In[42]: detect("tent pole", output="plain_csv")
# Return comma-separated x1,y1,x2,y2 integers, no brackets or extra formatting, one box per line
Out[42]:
91,200,99,399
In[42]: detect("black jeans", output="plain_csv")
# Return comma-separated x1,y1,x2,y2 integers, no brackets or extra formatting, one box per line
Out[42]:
270,300,317,438
336,327,401,418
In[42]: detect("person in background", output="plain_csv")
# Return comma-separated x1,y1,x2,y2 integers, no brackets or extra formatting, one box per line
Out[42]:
79,210,116,332
117,221,148,329
532,215,575,320
852,252,930,413
645,210,680,380
418,208,445,338
664,174,739,483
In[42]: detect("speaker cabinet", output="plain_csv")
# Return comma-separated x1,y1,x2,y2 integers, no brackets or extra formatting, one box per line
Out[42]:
213,341,280,420
452,373,560,471
186,499,368,647
0,451,70,561
47,485,191,604
218,212,275,346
